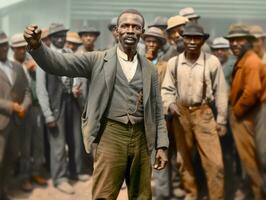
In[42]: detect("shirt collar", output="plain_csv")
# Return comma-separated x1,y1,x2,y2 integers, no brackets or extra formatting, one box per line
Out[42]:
117,46,137,62
181,51,205,66
0,59,13,69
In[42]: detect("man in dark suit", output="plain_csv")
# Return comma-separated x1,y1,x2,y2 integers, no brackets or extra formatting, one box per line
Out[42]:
24,9,169,200
0,31,31,200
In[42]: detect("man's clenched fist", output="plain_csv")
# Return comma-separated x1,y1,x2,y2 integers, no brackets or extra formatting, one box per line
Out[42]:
24,24,42,49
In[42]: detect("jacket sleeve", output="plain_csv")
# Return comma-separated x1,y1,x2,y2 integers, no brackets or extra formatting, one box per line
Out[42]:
29,43,100,78
233,60,263,118
0,99,13,116
153,69,169,149
161,56,178,114
211,57,228,124
36,67,55,123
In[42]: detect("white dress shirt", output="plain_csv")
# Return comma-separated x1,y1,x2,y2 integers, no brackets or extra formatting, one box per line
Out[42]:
117,47,138,82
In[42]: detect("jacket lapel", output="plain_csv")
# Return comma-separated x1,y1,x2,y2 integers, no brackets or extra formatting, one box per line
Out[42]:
138,54,151,105
103,46,117,96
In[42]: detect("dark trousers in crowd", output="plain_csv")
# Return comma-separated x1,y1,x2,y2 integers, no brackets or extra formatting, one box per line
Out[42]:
0,118,20,199
92,119,151,200
48,93,83,185
19,105,45,180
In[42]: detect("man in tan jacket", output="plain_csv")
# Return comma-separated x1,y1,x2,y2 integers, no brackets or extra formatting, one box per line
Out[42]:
161,23,228,200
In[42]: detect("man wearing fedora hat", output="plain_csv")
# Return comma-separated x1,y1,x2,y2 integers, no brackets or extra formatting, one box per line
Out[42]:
226,24,266,200
78,25,100,53
36,23,79,194
162,22,228,200
179,7,200,24
0,31,32,200
161,15,188,62
64,31,82,53
250,25,266,64
10,33,47,191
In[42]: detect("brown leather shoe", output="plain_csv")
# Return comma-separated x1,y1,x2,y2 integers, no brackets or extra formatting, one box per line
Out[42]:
21,180,33,192
31,176,48,186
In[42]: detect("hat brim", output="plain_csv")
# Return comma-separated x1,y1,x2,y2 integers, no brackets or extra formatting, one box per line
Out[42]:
147,24,167,29
225,33,256,40
187,14,200,20
78,31,100,37
0,39,9,44
142,33,166,45
48,29,69,36
211,45,230,49
166,24,185,32
11,41,28,48
182,32,209,40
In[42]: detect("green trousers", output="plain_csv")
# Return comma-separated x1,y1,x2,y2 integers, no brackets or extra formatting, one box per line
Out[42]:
92,119,152,200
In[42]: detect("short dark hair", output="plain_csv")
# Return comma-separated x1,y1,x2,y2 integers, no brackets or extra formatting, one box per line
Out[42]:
117,9,145,28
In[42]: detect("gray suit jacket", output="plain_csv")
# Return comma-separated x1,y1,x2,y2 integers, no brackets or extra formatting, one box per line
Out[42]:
30,44,169,154
0,61,32,130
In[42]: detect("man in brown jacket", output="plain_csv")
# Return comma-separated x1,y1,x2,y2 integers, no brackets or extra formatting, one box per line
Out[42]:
226,24,266,200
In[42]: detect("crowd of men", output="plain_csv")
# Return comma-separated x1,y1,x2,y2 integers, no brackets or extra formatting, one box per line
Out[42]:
0,6,266,200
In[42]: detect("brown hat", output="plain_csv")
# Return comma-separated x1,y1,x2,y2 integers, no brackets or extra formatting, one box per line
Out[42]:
66,31,82,44
0,31,8,44
41,28,49,39
48,23,68,36
182,22,209,40
225,24,255,40
78,25,100,37
166,15,188,32
10,33,27,48
249,25,266,38
142,27,166,45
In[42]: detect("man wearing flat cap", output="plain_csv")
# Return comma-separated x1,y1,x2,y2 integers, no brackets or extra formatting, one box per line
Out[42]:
10,32,47,191
0,31,31,200
162,22,228,200
226,24,266,200
250,25,266,64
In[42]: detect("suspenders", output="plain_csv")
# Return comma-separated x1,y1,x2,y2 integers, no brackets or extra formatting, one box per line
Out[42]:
174,53,207,104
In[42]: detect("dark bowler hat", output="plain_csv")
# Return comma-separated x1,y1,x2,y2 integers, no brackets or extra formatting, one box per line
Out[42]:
148,16,168,29
78,25,100,37
0,31,8,44
182,22,209,40
108,17,118,31
225,24,255,40
142,27,166,45
48,23,69,36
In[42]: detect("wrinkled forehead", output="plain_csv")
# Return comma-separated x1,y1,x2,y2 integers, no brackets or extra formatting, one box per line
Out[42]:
118,13,143,27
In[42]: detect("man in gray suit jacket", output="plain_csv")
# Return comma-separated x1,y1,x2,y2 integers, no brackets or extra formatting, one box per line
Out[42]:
24,9,169,200
0,31,31,200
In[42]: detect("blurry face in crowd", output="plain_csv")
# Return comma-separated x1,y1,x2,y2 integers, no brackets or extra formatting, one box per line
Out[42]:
80,33,98,51
12,46,27,63
211,48,230,65
65,41,80,52
183,35,204,54
111,28,119,44
144,36,161,54
229,37,248,57
116,13,144,52
167,25,183,45
49,31,67,49
252,37,265,58
0,42,9,62
42,37,51,47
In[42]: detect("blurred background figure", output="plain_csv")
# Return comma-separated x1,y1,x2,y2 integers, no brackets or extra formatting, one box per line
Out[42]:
77,25,100,53
107,17,119,46
0,31,31,200
249,25,266,64
10,32,47,192
179,7,200,24
64,31,82,52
